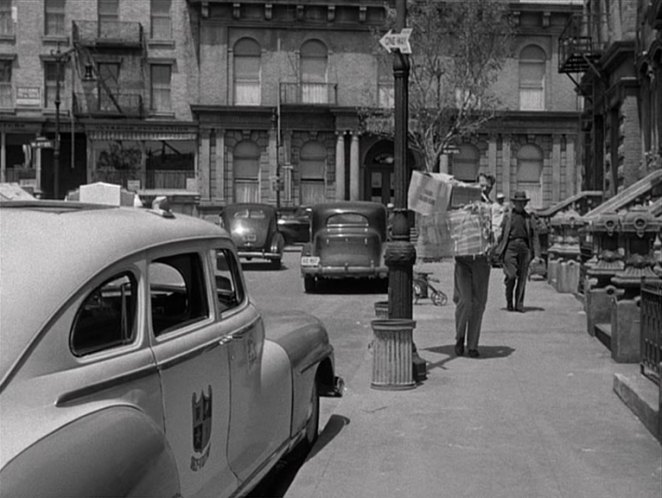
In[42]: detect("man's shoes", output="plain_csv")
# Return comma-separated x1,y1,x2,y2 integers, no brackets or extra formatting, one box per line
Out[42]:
515,306,524,313
468,349,480,358
506,302,514,311
454,339,464,356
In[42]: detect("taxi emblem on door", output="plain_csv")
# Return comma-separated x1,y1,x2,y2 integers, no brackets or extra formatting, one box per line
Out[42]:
191,385,212,471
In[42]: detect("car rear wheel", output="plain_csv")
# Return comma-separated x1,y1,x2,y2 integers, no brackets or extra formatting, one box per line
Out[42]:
271,257,282,270
304,275,317,293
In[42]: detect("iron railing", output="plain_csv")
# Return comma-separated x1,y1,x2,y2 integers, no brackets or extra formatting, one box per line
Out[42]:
558,13,602,74
73,20,143,48
279,82,337,106
640,277,662,385
73,92,143,118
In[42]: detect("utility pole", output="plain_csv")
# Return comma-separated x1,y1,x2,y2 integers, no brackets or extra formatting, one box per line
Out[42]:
50,42,74,199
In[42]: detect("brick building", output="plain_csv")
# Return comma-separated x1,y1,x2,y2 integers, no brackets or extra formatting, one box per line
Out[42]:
560,0,662,197
0,0,583,211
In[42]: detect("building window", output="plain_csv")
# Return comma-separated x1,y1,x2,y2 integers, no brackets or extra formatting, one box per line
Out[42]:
451,144,480,182
150,0,172,40
44,61,63,109
44,0,65,37
0,0,14,37
377,57,393,108
233,38,261,105
300,39,328,104
98,62,119,112
517,144,543,208
98,0,119,23
299,141,326,205
150,64,172,112
0,60,11,108
233,141,260,202
519,45,546,111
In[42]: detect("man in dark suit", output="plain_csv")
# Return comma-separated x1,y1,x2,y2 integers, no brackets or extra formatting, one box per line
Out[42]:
494,191,542,312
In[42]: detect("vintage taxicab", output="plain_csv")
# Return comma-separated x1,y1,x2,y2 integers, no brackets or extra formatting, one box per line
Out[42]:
300,201,389,293
0,199,341,498
220,203,285,269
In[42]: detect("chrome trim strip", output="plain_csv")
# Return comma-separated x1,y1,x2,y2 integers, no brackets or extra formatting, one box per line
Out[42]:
56,364,159,406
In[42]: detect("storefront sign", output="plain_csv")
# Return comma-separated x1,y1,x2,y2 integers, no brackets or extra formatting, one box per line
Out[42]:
16,87,41,107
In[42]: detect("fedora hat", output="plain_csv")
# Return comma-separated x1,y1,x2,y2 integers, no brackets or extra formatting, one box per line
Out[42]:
511,191,530,202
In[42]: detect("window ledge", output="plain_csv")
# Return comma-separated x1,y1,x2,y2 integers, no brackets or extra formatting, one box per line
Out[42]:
0,108,16,115
148,39,175,49
0,34,16,43
148,111,176,119
41,35,70,46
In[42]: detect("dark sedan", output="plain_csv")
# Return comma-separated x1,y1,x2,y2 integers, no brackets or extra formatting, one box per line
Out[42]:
277,206,311,245
220,203,285,269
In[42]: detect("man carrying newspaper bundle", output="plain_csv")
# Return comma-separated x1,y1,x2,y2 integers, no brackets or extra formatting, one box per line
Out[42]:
408,171,498,358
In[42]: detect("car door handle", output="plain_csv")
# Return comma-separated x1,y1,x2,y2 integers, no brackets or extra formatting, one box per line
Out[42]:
219,336,233,345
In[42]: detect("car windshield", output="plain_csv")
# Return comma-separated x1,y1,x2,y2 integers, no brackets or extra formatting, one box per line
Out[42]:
326,213,369,227
233,208,267,219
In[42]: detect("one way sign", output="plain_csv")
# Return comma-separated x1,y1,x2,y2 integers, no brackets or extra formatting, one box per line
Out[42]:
379,28,413,54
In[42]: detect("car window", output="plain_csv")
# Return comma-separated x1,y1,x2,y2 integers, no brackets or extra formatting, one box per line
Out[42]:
149,253,210,336
213,248,245,313
233,208,267,219
70,273,137,356
327,213,369,227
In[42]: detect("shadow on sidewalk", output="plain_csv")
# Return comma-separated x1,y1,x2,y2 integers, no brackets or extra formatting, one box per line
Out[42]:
246,415,350,498
422,344,516,370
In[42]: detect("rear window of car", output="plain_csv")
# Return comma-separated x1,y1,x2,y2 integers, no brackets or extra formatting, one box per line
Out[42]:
70,273,137,356
233,209,267,219
149,253,210,336
326,213,369,227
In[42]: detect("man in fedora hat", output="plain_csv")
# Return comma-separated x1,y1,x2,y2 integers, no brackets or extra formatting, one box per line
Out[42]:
494,191,541,312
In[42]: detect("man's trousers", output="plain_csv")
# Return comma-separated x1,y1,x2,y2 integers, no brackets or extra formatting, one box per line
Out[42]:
502,239,531,310
453,255,491,350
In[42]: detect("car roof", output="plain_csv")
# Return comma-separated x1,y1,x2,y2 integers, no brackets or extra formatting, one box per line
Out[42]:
0,201,228,385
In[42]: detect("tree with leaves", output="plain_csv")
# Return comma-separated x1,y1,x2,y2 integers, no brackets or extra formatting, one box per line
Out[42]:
362,0,515,172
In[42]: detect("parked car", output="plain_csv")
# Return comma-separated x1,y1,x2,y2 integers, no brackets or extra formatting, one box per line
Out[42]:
300,201,389,292
220,203,285,268
277,206,312,245
0,199,342,498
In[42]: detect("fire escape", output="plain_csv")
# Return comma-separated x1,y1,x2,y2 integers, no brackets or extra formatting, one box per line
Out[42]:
70,19,145,119
558,12,605,192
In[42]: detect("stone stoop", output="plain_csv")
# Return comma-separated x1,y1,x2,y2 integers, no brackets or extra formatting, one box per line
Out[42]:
613,369,661,444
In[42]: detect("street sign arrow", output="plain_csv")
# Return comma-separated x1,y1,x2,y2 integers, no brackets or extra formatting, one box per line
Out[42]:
379,28,413,54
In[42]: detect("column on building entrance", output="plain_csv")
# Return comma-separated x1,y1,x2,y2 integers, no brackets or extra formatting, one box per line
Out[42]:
349,132,360,200
439,154,449,174
1,132,5,182
199,131,211,200
335,132,346,201
565,135,576,196
488,135,498,185
214,131,225,202
502,135,511,200
552,134,561,204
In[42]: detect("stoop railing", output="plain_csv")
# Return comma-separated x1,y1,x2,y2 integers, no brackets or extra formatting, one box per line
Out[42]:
640,278,662,384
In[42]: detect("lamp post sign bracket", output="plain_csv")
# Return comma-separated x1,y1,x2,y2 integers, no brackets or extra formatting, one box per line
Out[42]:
379,28,413,54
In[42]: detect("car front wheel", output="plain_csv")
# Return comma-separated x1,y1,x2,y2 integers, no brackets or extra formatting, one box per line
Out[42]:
304,382,320,449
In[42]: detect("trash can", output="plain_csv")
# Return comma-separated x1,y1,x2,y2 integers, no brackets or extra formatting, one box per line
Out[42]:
370,319,416,390
374,300,389,319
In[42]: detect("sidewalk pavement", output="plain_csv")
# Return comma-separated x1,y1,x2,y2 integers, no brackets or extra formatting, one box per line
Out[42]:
286,261,662,498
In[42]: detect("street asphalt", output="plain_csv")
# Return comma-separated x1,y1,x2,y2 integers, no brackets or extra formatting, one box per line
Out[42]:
284,260,662,498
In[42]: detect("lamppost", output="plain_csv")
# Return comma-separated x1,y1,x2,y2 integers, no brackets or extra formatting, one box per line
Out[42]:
50,42,75,199
386,0,415,321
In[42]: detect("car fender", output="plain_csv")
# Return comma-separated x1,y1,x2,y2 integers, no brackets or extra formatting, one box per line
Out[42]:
0,406,180,498
261,311,336,437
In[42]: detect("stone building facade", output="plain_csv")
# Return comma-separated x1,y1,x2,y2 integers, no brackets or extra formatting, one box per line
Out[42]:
1,0,583,211
563,0,662,197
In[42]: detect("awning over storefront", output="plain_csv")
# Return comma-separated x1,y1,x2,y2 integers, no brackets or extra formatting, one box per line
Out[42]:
88,125,197,141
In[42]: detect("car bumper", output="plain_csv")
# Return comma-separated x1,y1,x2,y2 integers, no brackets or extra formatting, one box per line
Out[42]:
238,250,281,260
301,265,388,279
